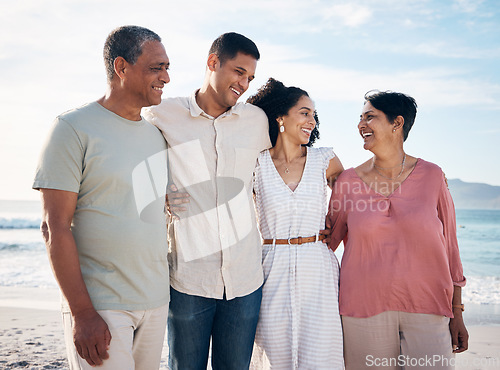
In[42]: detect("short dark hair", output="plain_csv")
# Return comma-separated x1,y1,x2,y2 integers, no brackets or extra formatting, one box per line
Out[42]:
209,32,260,65
364,90,417,141
247,78,320,147
103,25,161,81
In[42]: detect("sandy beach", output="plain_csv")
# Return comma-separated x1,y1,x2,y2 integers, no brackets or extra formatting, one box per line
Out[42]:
0,286,170,369
1,286,499,369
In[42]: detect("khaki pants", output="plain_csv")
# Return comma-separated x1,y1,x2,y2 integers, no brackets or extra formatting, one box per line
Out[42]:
63,304,168,370
342,311,454,370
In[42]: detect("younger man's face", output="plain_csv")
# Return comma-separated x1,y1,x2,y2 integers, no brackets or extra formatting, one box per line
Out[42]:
210,52,257,109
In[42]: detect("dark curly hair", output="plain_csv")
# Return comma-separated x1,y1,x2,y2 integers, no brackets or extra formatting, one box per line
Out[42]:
247,78,320,147
364,90,417,142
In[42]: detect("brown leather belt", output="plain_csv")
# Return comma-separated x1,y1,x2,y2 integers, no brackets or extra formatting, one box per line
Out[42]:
263,234,325,245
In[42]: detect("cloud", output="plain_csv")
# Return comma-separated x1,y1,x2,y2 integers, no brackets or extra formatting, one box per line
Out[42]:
322,3,373,27
405,41,500,59
255,59,500,110
453,0,485,13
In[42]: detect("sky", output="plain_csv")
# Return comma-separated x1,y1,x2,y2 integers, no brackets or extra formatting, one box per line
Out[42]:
0,0,499,200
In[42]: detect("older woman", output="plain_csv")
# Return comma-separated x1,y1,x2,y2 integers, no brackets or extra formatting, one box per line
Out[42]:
248,78,344,369
327,90,468,369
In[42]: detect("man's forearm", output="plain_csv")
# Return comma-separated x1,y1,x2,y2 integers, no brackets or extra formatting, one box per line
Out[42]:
42,222,95,315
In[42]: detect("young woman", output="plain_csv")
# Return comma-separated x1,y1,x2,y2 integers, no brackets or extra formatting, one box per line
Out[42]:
248,78,344,369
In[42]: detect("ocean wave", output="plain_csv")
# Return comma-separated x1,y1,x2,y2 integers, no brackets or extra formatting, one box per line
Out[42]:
0,248,57,289
0,216,41,229
463,276,500,305
0,241,44,251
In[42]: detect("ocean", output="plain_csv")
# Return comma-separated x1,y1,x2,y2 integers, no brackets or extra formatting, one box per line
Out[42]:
1,200,499,315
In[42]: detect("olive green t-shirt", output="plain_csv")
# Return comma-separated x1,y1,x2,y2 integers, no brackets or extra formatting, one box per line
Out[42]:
33,102,169,311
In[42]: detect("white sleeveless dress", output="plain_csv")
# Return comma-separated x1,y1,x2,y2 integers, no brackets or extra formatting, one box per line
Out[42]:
251,147,344,369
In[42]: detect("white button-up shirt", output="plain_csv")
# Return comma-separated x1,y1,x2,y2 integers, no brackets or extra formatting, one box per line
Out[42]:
143,92,271,299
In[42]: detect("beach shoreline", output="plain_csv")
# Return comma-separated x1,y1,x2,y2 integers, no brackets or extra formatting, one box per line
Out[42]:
1,287,499,369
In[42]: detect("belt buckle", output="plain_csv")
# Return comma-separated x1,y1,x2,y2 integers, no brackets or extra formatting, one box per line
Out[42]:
287,237,292,245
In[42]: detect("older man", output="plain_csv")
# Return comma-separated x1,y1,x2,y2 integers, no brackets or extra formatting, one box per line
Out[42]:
33,25,171,369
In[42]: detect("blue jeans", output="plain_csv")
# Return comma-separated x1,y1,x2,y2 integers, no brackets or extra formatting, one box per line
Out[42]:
168,286,262,370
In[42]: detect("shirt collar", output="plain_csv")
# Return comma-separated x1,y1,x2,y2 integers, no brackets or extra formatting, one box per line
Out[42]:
188,89,243,119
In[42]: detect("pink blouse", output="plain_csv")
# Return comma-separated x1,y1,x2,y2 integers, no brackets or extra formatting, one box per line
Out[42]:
327,159,466,318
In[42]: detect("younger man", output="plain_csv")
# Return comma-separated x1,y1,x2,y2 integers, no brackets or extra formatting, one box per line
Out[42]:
143,32,270,369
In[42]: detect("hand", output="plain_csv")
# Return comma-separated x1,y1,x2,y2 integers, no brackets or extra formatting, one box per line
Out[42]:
165,184,190,220
449,313,468,353
319,227,332,245
72,309,112,366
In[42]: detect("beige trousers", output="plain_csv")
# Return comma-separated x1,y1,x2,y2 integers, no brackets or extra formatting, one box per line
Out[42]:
342,311,454,370
63,304,168,370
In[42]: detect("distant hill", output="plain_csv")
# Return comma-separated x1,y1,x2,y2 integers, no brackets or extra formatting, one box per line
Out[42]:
448,179,500,210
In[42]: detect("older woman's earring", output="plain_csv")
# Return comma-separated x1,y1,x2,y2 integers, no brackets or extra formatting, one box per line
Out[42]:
393,128,396,132
280,124,285,133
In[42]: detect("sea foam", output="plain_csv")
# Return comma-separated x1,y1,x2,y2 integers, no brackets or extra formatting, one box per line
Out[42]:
0,215,41,229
